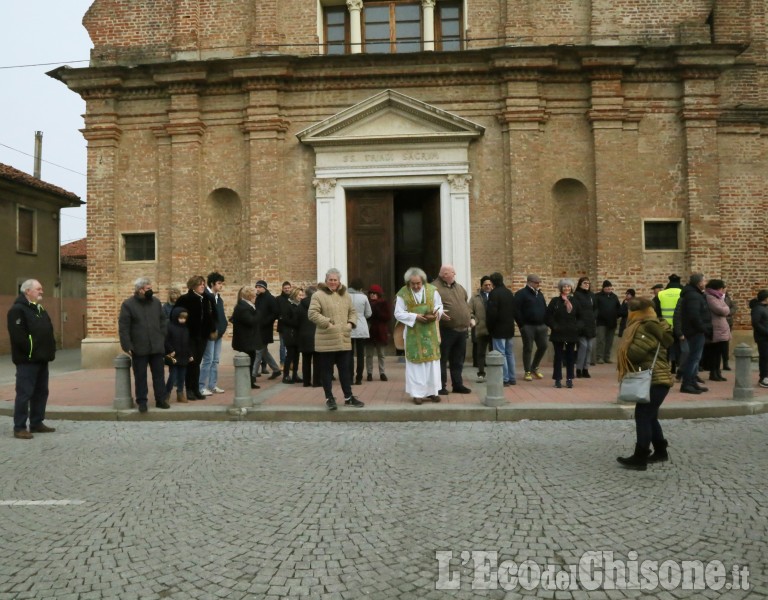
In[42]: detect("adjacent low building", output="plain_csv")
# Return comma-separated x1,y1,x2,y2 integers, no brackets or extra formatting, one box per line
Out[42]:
0,163,83,354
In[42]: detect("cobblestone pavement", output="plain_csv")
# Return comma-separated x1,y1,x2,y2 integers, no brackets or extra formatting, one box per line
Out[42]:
0,416,766,600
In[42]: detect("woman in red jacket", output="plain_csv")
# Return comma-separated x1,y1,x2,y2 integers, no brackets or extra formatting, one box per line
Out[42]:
365,284,391,381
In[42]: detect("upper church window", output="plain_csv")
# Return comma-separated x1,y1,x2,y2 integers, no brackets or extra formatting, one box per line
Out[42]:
322,1,463,55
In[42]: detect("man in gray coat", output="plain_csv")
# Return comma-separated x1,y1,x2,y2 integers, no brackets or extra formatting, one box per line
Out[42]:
119,277,169,412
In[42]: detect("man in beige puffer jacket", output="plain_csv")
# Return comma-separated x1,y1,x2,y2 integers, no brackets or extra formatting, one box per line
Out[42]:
308,268,364,410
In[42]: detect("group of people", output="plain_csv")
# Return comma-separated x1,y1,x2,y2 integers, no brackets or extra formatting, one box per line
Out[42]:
118,273,228,412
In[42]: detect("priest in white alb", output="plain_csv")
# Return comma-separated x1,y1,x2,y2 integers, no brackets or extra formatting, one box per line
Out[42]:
394,267,446,404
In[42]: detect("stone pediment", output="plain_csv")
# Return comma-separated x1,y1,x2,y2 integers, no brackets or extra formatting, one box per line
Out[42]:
297,89,484,147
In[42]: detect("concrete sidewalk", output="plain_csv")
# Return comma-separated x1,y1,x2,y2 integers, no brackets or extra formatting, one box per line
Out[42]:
1,346,767,422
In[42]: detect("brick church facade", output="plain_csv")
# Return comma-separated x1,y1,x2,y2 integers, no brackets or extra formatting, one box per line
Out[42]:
51,0,767,367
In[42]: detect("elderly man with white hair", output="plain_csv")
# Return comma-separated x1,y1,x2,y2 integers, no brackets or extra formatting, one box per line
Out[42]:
119,277,169,413
7,279,57,439
394,267,445,404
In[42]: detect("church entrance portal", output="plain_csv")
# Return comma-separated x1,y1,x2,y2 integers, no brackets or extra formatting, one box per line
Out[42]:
346,188,441,294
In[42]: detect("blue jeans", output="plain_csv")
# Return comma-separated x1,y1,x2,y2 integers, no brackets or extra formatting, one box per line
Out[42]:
492,337,516,383
681,333,705,387
279,333,288,365
166,364,187,394
132,353,166,406
199,336,222,392
253,346,280,377
576,337,594,370
634,384,669,450
14,362,49,431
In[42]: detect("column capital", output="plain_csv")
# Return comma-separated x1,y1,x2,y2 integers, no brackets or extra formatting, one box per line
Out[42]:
313,178,338,196
422,0,437,8
346,0,363,11
447,174,471,193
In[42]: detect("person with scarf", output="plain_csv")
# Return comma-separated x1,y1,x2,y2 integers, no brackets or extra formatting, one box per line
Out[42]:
394,267,445,404
616,297,674,470
545,279,581,388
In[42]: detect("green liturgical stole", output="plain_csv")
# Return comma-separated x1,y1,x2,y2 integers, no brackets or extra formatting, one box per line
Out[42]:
397,284,441,364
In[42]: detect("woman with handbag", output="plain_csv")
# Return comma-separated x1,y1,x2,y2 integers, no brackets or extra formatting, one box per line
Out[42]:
616,297,675,470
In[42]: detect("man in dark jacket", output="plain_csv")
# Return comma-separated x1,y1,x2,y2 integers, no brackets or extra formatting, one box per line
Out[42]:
175,275,216,399
276,281,292,367
677,273,713,394
751,289,768,388
7,279,57,439
594,280,621,363
486,272,518,385
254,280,282,380
198,272,228,397
513,274,548,381
119,277,169,412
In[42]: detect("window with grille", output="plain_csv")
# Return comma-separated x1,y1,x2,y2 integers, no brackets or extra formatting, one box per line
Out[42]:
644,221,683,251
17,206,36,253
123,233,156,261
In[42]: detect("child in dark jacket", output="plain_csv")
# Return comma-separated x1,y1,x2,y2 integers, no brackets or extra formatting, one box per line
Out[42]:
165,308,194,402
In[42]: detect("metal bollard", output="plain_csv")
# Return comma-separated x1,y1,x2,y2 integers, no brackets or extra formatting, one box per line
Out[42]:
483,350,507,407
732,343,754,400
233,353,254,408
114,354,133,410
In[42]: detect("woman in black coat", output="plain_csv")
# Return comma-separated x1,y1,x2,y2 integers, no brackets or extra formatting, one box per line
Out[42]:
230,286,263,389
546,279,581,388
572,276,596,378
297,286,320,387
280,288,304,384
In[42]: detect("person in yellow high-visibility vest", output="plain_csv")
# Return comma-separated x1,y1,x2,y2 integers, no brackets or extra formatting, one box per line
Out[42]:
654,274,683,375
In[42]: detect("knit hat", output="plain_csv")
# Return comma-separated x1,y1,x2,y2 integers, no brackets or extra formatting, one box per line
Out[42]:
651,284,663,291
602,280,612,289
369,284,384,295
668,274,681,284
255,280,268,289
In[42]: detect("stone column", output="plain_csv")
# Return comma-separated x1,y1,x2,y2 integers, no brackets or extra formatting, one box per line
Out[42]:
347,0,363,54
445,174,473,292
313,178,343,281
80,90,123,368
422,0,436,51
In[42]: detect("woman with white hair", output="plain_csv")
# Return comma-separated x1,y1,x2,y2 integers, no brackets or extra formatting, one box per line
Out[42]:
394,267,445,404
545,279,581,389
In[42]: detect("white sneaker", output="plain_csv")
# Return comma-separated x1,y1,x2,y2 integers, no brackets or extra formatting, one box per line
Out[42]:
476,374,486,383
759,378,768,388
212,387,225,394
200,389,213,397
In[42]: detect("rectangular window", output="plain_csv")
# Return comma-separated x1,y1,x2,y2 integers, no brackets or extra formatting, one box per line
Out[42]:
325,5,349,55
436,1,462,51
644,221,683,251
17,206,36,253
123,233,156,261
364,2,421,54
323,1,462,55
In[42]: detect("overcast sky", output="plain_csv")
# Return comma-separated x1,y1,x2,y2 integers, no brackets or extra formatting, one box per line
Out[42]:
1,1,94,244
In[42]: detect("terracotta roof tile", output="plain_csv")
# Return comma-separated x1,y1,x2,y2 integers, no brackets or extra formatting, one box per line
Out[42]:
0,162,81,204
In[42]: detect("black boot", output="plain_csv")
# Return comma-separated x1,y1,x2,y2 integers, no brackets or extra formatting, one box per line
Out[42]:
617,445,650,471
582,369,591,379
576,369,583,378
647,440,669,463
